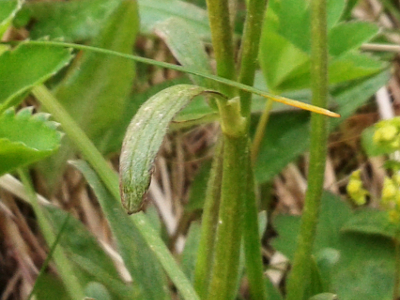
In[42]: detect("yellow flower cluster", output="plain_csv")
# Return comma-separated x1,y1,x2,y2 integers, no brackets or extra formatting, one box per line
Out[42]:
373,118,400,150
347,170,368,206
381,175,400,224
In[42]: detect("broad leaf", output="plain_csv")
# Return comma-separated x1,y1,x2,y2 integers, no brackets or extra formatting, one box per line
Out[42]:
138,0,211,40
39,0,138,189
72,160,171,300
24,0,121,42
52,0,138,147
0,107,62,176
0,43,73,110
328,22,379,57
155,17,213,88
120,84,218,214
260,0,382,92
273,192,396,300
0,0,23,38
341,208,398,239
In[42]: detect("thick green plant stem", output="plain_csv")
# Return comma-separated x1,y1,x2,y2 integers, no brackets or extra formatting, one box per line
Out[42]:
18,169,85,300
205,0,236,97
207,135,248,300
194,139,224,299
243,157,268,300
285,0,329,298
237,0,268,122
31,85,200,300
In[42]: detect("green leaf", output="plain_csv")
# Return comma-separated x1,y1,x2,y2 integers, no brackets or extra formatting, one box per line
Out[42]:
181,221,202,282
120,84,217,214
85,282,112,300
0,43,73,111
0,107,62,176
52,0,138,147
254,71,389,184
0,0,23,38
326,0,346,29
39,0,138,189
328,22,379,57
259,15,309,91
155,17,213,87
138,0,211,40
44,206,139,299
273,192,396,300
185,160,212,211
341,208,398,239
25,0,121,42
71,160,171,300
309,293,337,300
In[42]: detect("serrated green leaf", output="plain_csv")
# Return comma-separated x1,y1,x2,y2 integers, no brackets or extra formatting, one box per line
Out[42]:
71,160,171,300
138,0,211,40
0,0,23,38
25,0,121,42
155,17,213,87
0,107,62,176
328,21,379,57
120,84,217,214
0,43,73,111
341,208,398,239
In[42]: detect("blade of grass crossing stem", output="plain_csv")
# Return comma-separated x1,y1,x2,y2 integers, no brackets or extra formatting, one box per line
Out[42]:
27,213,71,300
22,40,339,118
18,169,85,300
31,85,200,300
193,138,224,298
285,0,329,298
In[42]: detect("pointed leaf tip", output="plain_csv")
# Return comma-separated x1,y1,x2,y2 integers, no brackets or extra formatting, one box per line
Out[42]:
119,84,218,214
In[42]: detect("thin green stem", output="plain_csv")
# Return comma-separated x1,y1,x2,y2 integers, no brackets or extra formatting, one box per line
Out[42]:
251,99,273,165
207,135,249,300
194,139,224,299
14,40,339,117
243,156,268,300
205,0,236,97
31,85,200,300
237,0,268,122
285,0,329,298
18,169,85,300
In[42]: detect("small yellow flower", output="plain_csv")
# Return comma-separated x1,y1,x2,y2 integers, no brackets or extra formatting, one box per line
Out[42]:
373,124,398,144
347,170,368,206
382,177,397,203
